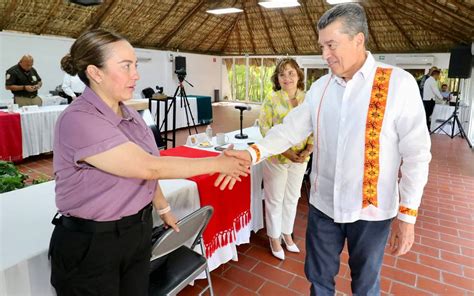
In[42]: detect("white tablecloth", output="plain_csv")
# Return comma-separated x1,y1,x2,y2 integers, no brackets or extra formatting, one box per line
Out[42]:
430,104,470,135
0,179,199,296
17,105,67,158
430,104,457,134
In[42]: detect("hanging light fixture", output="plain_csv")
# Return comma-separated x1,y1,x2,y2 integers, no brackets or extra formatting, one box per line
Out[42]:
206,7,243,14
258,0,301,9
206,0,243,15
326,0,358,4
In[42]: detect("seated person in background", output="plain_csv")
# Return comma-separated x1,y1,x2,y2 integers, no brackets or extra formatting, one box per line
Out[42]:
5,55,43,107
61,55,86,104
440,83,451,103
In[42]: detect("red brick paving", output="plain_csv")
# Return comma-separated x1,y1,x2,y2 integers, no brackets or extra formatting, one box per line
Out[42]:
13,105,474,295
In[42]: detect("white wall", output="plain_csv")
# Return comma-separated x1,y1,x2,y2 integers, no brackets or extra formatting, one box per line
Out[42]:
0,31,221,104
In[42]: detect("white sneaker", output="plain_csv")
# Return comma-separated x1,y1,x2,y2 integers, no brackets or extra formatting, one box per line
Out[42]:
282,235,300,253
269,238,285,260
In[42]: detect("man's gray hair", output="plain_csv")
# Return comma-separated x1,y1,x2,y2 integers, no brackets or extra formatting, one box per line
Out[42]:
317,3,369,46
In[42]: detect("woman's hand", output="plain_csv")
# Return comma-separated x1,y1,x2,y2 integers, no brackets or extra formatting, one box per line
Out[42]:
215,148,251,179
160,211,179,232
213,146,251,190
298,148,312,160
282,149,304,163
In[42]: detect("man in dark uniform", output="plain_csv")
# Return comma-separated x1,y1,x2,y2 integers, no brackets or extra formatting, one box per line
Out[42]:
5,55,43,107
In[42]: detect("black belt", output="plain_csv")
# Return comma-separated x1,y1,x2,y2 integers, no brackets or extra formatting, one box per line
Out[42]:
52,203,152,233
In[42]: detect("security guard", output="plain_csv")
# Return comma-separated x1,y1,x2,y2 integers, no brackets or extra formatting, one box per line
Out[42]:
5,55,43,107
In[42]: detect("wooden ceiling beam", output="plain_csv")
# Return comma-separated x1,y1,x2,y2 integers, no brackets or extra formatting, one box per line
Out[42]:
220,15,241,53
381,0,464,44
420,0,473,34
409,0,469,41
114,0,149,33
87,0,119,31
367,19,381,52
279,9,298,54
243,2,257,54
380,4,419,51
197,17,228,52
175,14,210,49
359,2,381,52
237,19,242,55
36,0,62,35
257,3,277,54
301,0,320,53
1,0,18,30
135,0,178,44
157,1,206,48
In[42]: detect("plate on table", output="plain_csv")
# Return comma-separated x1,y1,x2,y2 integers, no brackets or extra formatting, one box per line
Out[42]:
198,141,213,148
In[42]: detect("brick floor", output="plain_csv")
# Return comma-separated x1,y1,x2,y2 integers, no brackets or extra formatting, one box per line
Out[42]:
14,104,474,295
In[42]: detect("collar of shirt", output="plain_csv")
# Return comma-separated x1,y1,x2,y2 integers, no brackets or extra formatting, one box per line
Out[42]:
276,89,305,102
333,52,375,87
81,87,134,126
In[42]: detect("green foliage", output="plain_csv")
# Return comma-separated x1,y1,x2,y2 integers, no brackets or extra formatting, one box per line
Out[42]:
32,177,49,185
0,161,28,193
228,61,276,102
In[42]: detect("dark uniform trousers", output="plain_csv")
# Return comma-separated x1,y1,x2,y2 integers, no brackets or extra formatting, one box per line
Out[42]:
49,204,153,296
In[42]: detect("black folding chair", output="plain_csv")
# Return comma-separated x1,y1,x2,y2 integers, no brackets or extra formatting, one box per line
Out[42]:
149,206,214,296
138,109,165,150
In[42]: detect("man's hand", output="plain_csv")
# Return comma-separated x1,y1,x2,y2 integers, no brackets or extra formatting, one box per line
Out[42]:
214,147,252,190
25,85,37,92
389,219,415,256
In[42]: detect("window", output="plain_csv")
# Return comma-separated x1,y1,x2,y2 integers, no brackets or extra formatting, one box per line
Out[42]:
221,57,276,103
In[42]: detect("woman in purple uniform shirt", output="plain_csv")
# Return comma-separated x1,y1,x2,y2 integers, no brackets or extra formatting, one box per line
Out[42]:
49,29,249,296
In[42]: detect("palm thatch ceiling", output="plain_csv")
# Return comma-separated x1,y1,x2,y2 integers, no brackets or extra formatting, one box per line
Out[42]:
1,0,473,55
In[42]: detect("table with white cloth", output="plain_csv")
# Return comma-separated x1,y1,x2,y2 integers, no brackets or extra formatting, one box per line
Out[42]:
18,105,67,159
430,104,470,135
0,179,199,296
180,126,264,272
0,127,264,295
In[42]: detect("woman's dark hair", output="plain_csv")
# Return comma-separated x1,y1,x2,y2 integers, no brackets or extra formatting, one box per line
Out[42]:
60,29,126,86
271,58,304,91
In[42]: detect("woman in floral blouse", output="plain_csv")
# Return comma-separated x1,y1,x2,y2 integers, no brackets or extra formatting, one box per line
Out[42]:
260,58,313,260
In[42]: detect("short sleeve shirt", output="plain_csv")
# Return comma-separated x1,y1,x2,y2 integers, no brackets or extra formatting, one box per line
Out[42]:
5,64,42,97
53,87,159,221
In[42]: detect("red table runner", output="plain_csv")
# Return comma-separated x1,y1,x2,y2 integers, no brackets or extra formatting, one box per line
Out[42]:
0,111,22,162
160,146,251,257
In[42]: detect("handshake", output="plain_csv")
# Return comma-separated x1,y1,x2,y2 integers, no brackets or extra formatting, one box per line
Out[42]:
212,145,253,190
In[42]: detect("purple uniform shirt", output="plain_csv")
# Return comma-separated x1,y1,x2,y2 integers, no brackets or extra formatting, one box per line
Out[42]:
53,87,159,221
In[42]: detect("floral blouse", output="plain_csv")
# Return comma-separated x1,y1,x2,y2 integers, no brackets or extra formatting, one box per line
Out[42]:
259,89,314,164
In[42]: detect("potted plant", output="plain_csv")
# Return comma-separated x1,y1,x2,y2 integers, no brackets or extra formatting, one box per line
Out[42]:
0,161,28,193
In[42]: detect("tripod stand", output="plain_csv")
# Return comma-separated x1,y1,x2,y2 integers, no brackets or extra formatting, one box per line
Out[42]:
430,90,472,148
159,78,198,137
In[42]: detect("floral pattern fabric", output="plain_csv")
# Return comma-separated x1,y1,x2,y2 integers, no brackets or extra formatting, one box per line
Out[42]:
259,89,314,164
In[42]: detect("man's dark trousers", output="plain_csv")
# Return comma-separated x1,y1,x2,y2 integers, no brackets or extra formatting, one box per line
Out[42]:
304,205,392,296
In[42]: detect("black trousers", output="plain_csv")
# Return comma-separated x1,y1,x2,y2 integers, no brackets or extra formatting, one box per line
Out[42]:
423,99,436,131
49,206,153,296
304,206,392,296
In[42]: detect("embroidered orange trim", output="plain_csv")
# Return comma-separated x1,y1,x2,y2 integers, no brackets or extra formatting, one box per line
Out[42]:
362,67,392,208
250,144,261,163
399,206,418,217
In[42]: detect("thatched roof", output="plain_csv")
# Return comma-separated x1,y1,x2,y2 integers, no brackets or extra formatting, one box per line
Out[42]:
1,0,473,55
